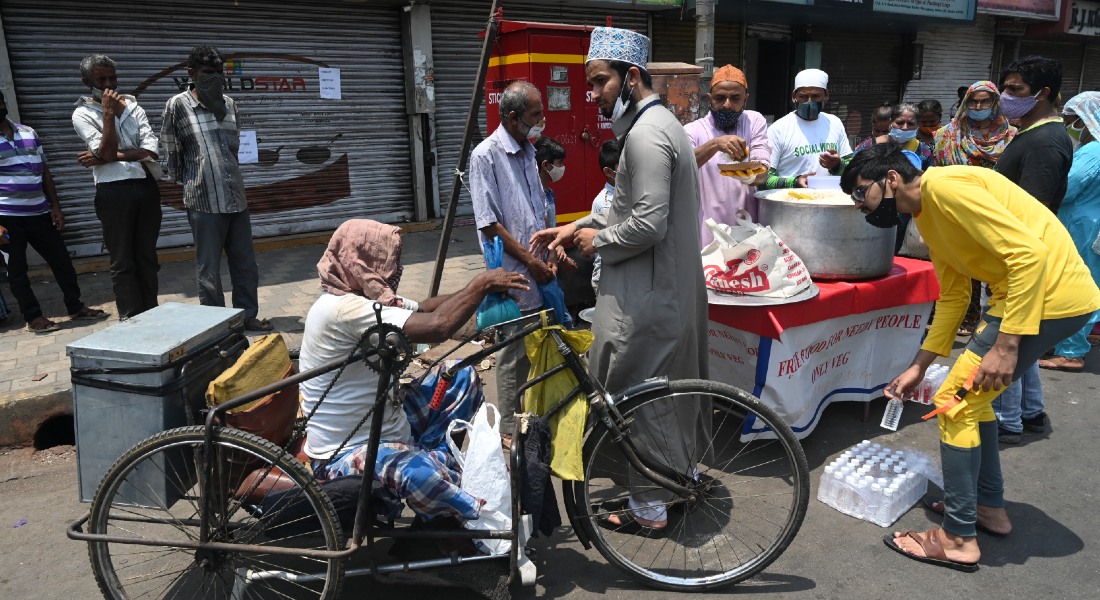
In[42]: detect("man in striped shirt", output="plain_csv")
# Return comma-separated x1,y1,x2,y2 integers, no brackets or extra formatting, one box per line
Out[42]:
0,91,107,332
73,54,163,319
159,45,269,331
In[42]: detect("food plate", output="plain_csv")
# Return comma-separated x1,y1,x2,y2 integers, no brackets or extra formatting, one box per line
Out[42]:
706,283,820,307
578,307,595,323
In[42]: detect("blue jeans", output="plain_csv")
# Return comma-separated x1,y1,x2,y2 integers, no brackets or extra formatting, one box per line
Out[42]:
991,362,1043,433
979,285,1044,433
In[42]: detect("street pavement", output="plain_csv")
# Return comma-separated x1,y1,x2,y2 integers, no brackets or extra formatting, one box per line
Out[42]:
1,227,1099,599
0,225,487,398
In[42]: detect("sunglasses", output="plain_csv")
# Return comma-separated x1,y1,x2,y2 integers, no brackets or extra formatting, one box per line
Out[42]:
851,178,882,205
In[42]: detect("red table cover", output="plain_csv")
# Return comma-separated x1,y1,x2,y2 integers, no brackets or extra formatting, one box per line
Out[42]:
708,257,940,340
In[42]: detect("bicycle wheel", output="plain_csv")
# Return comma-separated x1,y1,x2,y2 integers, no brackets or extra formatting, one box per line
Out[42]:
87,426,345,600
574,379,809,591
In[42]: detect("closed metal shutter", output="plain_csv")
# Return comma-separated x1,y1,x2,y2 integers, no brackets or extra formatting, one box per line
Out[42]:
651,16,742,72
428,0,648,216
809,27,905,143
903,15,997,125
1080,43,1100,93
746,23,792,42
1012,39,1087,99
1,0,412,257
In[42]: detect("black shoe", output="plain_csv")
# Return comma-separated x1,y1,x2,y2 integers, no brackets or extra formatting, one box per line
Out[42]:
1022,412,1048,433
998,426,1021,444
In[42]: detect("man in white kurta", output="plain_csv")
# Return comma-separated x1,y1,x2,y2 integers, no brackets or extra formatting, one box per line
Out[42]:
531,28,709,530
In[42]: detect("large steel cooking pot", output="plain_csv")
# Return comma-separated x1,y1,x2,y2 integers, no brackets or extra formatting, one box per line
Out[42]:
754,190,895,280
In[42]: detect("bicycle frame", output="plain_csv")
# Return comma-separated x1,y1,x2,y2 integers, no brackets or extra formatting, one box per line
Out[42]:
66,308,700,587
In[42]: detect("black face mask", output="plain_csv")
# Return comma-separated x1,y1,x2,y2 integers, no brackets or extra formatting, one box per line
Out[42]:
712,108,743,133
864,194,902,229
796,100,823,121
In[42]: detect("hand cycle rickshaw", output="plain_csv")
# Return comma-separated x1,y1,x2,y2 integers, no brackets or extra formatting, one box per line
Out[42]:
67,306,810,599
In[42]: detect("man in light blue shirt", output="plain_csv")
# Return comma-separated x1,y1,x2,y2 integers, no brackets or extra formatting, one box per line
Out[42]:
469,81,555,444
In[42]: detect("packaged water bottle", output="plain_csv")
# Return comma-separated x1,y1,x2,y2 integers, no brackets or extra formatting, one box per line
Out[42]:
852,481,868,519
872,443,882,451
868,483,883,522
819,466,835,502
840,476,858,513
881,397,904,431
828,471,846,506
877,487,894,524
906,472,919,504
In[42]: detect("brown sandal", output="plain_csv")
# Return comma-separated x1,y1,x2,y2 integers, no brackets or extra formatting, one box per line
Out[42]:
26,317,61,333
69,307,108,321
1037,355,1084,371
883,529,979,572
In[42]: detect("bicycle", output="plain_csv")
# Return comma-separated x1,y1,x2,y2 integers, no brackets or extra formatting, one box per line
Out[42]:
67,306,810,598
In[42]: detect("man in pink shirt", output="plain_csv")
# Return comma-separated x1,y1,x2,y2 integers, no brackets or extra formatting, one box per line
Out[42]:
684,64,771,246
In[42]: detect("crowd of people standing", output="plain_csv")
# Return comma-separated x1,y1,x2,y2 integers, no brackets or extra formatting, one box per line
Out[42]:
0,45,273,333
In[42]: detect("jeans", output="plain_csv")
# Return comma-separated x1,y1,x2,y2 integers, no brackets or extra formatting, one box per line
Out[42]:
0,212,84,321
186,208,259,318
95,175,162,318
979,284,1044,433
991,362,1044,433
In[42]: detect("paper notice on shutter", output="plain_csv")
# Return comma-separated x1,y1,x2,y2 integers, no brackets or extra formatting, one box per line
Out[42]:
238,131,258,164
319,67,341,100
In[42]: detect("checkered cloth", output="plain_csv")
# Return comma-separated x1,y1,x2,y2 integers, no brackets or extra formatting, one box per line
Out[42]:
313,364,487,521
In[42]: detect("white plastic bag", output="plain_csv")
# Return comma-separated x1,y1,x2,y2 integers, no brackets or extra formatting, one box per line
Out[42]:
898,218,930,260
700,212,811,298
446,404,512,554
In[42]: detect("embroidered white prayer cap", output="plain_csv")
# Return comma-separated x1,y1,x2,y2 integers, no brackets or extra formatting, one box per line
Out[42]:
586,27,650,68
794,69,829,90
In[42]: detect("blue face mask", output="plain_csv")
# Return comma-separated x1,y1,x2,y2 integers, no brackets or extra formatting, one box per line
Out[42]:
796,101,823,121
968,108,992,122
889,127,918,144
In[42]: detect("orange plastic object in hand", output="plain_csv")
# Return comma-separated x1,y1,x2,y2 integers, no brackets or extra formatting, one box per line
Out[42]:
922,366,980,420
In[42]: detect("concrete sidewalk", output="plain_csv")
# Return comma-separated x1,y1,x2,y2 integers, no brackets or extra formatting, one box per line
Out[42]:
0,225,486,444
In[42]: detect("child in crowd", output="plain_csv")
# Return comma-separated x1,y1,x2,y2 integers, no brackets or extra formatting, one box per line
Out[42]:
534,137,566,229
590,139,619,295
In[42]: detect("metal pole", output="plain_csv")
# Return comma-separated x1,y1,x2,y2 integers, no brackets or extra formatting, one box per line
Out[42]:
428,0,501,298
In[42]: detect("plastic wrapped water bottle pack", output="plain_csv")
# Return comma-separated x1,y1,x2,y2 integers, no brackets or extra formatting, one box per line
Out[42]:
817,440,943,527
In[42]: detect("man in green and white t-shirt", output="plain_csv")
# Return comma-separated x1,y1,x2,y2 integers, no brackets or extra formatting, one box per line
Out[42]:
762,69,852,189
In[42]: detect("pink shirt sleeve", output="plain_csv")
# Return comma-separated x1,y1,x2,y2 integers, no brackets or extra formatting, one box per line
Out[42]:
746,112,772,167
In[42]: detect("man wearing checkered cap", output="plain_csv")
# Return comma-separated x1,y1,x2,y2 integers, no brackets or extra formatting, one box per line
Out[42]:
530,27,708,536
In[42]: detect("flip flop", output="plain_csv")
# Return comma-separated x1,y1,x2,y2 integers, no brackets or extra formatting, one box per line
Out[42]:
1037,356,1084,372
594,500,667,538
882,530,979,573
922,497,1007,537
69,308,108,321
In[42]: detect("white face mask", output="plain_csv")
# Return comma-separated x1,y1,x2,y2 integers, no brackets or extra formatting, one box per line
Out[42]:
527,120,545,141
547,163,565,182
609,84,635,123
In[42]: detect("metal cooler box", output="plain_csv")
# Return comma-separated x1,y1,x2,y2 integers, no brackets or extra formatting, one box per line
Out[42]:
67,303,248,504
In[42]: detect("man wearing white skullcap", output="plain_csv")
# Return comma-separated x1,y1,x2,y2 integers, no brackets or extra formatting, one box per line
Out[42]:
529,27,708,537
764,68,853,187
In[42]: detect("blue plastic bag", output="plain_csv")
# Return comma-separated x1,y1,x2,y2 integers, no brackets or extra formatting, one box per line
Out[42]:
538,279,573,330
476,236,522,330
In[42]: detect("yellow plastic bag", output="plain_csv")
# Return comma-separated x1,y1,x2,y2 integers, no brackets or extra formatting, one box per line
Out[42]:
206,334,291,413
523,324,594,481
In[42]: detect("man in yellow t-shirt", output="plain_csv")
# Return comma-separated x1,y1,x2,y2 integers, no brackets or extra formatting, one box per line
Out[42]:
840,143,1100,572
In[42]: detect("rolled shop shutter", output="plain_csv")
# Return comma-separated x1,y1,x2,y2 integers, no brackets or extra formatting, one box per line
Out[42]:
651,16,742,72
1080,43,1100,93
1,0,412,258
1014,39,1086,100
903,15,997,126
808,27,905,144
428,0,647,217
